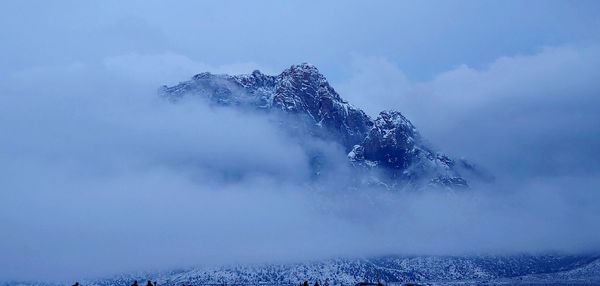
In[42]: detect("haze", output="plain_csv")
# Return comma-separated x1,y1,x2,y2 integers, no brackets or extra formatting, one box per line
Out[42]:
1,0,599,282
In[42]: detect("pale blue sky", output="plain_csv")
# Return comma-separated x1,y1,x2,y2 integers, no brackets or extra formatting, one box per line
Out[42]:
1,0,599,80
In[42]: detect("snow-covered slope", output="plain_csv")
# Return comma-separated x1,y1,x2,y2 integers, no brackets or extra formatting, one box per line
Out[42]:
150,256,599,285
160,63,476,189
8,255,594,286
512,257,600,284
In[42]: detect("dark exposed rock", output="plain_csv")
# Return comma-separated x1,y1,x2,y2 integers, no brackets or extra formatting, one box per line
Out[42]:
160,63,475,189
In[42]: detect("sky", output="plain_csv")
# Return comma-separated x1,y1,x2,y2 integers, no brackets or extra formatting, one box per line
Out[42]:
2,0,600,81
1,0,600,282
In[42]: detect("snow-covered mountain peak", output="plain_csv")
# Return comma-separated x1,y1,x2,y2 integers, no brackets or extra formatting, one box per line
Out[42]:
160,63,479,189
374,110,418,138
284,62,321,76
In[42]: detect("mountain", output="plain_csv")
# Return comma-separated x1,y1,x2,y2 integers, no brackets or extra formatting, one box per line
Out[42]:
7,255,597,286
119,255,600,286
160,63,477,189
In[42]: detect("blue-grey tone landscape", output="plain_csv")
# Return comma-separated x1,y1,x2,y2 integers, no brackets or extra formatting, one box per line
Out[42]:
1,1,600,285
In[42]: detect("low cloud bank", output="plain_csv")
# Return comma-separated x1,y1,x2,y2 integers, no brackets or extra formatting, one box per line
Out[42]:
338,45,600,179
1,50,599,282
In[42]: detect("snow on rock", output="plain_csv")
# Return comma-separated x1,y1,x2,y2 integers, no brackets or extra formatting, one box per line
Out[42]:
18,255,592,286
160,63,478,189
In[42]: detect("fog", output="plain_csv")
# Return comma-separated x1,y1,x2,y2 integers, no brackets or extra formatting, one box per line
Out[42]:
1,0,600,283
338,45,600,179
1,52,599,282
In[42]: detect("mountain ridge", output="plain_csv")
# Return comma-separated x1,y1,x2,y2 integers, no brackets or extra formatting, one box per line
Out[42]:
6,255,598,286
160,63,475,189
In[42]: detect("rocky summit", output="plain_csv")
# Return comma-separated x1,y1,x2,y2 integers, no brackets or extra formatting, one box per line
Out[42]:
160,63,476,189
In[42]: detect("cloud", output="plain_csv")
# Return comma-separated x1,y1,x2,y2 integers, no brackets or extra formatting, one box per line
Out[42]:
0,60,316,280
103,53,274,86
3,1,600,80
1,47,600,282
336,56,412,117
1,1,600,283
420,45,600,178
336,45,600,179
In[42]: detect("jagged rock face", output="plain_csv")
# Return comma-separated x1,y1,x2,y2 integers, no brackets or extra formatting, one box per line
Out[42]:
361,110,419,170
272,64,372,148
160,63,470,188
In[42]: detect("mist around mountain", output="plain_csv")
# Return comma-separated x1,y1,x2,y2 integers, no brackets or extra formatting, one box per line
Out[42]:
1,51,599,284
2,3,600,282
159,63,489,191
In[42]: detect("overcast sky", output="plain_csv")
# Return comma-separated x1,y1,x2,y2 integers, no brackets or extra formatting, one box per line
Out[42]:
1,0,600,282
1,0,599,81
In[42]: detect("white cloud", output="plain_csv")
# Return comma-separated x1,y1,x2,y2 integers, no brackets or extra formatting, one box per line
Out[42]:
103,52,275,86
335,45,600,177
336,56,413,117
1,46,600,282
